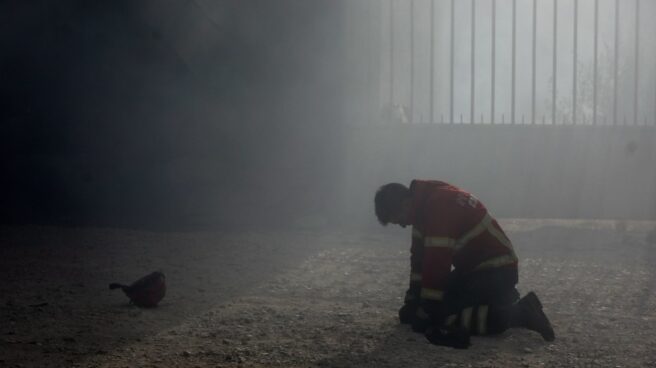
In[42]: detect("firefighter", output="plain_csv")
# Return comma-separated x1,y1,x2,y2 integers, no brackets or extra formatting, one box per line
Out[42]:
374,180,555,348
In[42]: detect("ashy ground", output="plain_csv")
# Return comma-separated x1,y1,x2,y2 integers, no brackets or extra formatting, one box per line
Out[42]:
1,220,655,367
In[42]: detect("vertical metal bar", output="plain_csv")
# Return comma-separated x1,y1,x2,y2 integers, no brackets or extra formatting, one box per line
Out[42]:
367,1,379,125
450,0,455,124
410,0,414,123
593,0,598,125
634,0,640,125
552,0,557,124
429,0,435,123
511,0,516,124
389,0,394,106
491,0,496,124
573,0,578,125
531,0,537,124
613,0,619,125
470,0,476,124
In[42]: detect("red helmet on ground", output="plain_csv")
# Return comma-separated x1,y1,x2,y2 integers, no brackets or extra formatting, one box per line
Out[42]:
109,271,166,308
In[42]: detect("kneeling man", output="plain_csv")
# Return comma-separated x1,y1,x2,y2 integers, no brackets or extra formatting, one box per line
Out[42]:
375,180,555,348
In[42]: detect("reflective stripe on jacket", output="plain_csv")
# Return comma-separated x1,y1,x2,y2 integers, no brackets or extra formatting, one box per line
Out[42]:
407,180,518,301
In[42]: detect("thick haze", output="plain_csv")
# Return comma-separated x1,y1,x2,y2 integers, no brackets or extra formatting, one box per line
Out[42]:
1,0,654,230
1,0,352,229
341,0,656,225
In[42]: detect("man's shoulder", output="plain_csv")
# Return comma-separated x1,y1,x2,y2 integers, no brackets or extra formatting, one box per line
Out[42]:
411,180,471,218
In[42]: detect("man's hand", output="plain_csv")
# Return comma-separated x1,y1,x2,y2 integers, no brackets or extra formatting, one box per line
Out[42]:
410,300,445,333
410,305,433,332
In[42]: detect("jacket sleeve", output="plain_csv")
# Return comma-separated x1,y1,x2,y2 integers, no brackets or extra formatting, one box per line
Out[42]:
418,198,460,304
419,236,454,303
404,226,424,304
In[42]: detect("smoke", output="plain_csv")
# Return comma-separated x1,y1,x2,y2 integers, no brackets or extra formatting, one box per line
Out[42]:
379,0,656,125
2,0,654,230
0,0,349,229
338,0,656,225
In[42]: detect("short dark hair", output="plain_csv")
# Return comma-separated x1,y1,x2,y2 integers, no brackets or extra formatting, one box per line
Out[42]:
374,183,410,225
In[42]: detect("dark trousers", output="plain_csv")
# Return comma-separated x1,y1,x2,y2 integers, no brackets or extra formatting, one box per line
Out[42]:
441,267,519,334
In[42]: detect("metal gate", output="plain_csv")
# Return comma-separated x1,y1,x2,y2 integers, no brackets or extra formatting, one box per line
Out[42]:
383,0,656,125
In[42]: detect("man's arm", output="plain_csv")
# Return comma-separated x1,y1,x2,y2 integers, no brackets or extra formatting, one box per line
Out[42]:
410,236,454,332
399,226,424,324
406,227,424,302
411,198,459,332
419,237,454,302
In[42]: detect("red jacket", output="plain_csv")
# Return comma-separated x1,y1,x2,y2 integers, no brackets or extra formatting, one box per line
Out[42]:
407,180,518,302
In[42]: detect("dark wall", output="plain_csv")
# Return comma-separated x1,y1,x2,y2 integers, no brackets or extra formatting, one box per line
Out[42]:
1,0,349,229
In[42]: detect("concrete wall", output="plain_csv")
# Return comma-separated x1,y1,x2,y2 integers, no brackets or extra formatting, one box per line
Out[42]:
339,124,656,223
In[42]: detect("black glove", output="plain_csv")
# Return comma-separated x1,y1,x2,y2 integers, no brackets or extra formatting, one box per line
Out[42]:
398,302,418,325
411,300,445,333
411,306,431,333
400,281,422,326
425,325,471,349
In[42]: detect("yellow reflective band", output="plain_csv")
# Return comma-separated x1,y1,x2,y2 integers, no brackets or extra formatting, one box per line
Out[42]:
477,305,489,335
410,272,422,282
424,237,456,248
456,214,492,251
486,221,514,250
474,253,518,271
483,215,518,263
412,227,422,239
420,288,445,301
461,307,473,331
445,314,458,326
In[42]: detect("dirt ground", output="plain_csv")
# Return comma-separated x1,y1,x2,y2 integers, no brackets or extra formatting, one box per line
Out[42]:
1,220,656,367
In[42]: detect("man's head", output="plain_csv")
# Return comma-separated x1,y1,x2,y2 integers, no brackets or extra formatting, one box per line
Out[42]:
374,183,412,227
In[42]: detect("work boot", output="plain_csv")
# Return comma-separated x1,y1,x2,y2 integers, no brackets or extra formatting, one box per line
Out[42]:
518,291,555,342
425,325,471,349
